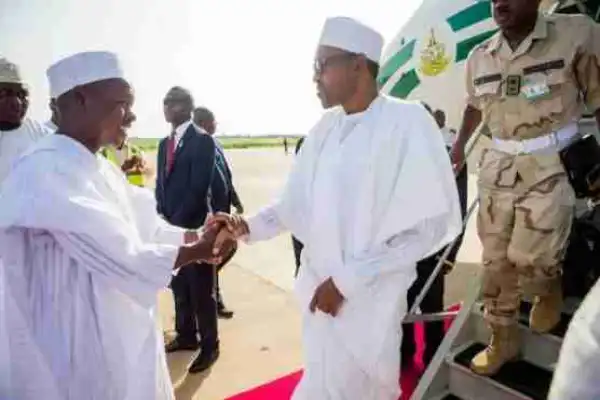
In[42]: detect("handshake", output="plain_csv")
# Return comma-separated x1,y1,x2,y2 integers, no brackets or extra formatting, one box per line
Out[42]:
173,213,249,269
175,212,347,317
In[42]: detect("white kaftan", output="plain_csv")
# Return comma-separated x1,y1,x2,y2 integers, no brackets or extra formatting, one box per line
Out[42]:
245,96,462,399
0,134,186,400
0,118,50,183
45,119,58,132
548,279,600,399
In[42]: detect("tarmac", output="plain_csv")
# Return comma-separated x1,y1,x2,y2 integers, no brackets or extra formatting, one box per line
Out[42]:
150,148,483,400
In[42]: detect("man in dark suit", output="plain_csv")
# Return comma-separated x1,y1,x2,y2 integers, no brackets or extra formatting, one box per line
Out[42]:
193,106,243,319
156,87,220,373
291,136,306,277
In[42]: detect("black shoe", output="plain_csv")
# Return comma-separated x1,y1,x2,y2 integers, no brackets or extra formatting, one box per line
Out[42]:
188,346,220,374
165,337,199,353
217,304,234,319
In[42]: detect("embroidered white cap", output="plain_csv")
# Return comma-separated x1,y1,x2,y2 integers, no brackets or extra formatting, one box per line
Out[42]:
46,51,125,98
317,17,384,63
0,58,24,85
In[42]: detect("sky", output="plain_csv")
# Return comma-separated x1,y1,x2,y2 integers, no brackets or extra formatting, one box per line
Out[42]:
0,0,421,137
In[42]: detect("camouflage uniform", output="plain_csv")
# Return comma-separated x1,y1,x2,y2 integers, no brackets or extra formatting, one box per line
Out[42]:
465,13,600,375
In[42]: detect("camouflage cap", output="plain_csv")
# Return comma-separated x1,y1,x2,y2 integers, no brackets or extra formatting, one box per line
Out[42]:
0,58,24,85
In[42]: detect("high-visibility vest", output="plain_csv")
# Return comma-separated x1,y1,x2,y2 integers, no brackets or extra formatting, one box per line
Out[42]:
100,144,145,187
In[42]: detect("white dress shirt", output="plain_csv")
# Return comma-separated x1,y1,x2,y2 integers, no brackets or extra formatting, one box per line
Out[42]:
172,120,194,149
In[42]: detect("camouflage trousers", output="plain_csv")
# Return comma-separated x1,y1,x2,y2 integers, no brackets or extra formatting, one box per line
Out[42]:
477,173,574,326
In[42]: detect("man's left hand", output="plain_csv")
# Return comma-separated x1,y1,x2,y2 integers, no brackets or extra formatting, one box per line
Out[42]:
309,277,345,317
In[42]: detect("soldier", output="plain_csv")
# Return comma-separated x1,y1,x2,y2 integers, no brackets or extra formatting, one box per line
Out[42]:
451,0,600,376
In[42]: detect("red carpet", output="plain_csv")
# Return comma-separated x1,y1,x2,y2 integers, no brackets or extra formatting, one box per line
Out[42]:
227,304,460,400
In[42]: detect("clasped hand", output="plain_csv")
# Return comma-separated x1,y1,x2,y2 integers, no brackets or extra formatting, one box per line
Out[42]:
204,212,249,255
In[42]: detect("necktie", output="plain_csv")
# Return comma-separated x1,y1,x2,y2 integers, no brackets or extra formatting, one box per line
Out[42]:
166,133,176,174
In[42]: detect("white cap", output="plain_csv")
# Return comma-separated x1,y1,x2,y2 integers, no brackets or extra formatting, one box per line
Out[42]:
46,51,125,99
317,17,384,63
0,58,24,85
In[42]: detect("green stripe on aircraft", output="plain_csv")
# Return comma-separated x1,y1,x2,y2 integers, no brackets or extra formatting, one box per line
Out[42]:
389,69,420,99
378,39,416,87
455,29,498,61
447,1,492,32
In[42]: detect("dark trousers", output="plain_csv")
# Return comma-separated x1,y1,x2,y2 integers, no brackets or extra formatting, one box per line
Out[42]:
171,263,218,349
215,245,237,306
402,255,446,365
292,236,303,277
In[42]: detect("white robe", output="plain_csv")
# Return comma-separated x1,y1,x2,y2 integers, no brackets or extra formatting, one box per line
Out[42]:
45,119,58,132
0,118,50,183
245,95,462,399
548,279,600,399
0,134,185,400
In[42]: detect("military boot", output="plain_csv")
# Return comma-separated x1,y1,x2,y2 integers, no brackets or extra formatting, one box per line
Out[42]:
470,324,519,376
529,279,562,333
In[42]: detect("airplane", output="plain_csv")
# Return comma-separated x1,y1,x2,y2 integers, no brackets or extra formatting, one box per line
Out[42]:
379,0,600,133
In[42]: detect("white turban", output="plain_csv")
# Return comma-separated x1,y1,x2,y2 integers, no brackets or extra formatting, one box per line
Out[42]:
0,58,24,85
317,17,384,63
46,51,125,99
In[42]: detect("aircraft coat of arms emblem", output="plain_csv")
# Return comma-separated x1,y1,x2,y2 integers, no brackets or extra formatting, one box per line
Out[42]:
419,29,451,77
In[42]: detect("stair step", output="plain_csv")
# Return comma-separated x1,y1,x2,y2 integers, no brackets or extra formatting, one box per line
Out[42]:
517,301,572,339
448,342,552,400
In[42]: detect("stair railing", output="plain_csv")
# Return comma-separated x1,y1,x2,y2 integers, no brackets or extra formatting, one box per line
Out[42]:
403,125,485,325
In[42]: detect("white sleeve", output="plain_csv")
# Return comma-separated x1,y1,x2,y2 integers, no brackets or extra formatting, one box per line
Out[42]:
127,184,185,246
52,231,178,305
332,215,450,299
244,203,288,243
151,216,186,246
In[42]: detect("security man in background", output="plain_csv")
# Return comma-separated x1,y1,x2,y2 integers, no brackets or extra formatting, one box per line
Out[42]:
101,131,149,187
193,106,243,318
452,0,600,376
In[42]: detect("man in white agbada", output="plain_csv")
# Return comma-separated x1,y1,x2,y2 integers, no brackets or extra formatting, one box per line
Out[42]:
548,279,600,399
0,57,49,183
208,17,462,399
0,51,234,400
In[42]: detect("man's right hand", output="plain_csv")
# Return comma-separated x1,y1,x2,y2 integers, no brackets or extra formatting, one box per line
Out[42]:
450,144,465,174
451,104,481,174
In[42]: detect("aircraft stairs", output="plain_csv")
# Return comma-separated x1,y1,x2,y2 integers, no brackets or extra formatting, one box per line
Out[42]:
404,116,600,400
403,1,600,396
409,287,581,400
